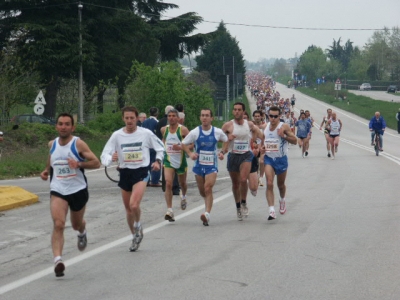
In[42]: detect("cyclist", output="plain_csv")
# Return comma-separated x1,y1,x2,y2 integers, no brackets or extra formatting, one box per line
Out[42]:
369,111,386,151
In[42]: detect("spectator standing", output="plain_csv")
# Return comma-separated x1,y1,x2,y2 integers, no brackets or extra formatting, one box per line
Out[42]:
396,108,400,134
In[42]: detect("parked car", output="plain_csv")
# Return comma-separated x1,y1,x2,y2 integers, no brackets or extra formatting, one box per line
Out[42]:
387,85,398,93
359,83,371,91
11,114,56,125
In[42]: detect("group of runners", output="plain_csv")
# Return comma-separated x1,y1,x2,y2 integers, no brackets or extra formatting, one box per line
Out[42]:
40,71,347,278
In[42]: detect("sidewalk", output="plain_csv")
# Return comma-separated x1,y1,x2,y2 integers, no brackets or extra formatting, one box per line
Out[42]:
0,186,38,211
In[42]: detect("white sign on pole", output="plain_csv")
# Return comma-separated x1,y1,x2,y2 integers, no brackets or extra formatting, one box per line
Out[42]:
334,84,342,91
34,90,46,105
34,104,45,115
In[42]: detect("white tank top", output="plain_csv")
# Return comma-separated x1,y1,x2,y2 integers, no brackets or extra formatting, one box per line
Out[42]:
229,119,252,154
50,136,87,195
329,119,340,135
263,122,288,158
164,125,183,168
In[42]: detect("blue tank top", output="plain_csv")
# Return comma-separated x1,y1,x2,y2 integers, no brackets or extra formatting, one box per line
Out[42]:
194,126,218,169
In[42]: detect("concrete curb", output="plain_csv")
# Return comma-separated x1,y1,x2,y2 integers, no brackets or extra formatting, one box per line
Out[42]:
0,186,39,211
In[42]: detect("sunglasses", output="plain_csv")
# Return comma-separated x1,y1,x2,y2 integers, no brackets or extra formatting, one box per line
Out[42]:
268,114,279,119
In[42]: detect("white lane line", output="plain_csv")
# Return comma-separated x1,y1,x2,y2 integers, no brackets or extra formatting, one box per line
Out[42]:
0,191,233,295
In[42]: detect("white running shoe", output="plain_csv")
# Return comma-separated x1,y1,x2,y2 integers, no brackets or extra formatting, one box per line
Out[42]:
279,200,286,214
268,210,276,220
164,210,175,222
200,212,210,226
237,208,243,221
241,203,249,217
258,178,264,187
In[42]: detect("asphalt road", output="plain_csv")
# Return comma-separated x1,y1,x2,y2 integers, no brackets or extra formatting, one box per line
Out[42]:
349,90,400,103
1,83,400,299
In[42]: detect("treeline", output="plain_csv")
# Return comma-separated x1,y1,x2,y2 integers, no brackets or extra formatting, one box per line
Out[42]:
0,1,245,124
251,27,400,87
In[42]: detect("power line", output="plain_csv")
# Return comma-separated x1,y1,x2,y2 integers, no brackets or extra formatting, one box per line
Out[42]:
5,1,391,31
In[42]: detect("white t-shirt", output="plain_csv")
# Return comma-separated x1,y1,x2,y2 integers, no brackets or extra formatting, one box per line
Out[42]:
101,127,164,169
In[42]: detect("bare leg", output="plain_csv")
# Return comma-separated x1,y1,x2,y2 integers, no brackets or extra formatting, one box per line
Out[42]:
50,196,69,258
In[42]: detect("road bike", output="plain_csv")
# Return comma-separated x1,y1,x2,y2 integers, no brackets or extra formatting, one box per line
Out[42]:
105,160,120,183
373,130,381,156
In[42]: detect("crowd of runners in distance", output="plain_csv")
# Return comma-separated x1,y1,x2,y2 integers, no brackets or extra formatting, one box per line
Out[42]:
246,72,343,160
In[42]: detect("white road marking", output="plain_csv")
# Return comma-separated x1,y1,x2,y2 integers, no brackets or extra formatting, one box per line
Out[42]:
0,191,233,295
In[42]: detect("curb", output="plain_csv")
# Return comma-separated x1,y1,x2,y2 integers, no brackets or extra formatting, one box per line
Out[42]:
0,186,39,211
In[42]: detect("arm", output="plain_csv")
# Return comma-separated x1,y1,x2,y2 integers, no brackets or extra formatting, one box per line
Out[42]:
100,133,117,166
249,121,263,140
70,139,101,169
40,140,53,181
339,119,343,131
220,122,232,154
320,117,325,130
181,130,198,161
278,124,297,145
149,134,164,171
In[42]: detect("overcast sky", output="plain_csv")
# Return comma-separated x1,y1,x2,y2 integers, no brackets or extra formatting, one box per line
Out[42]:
167,0,400,62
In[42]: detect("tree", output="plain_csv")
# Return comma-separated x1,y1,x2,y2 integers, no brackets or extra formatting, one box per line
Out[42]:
134,0,212,62
125,61,214,129
195,22,246,92
297,45,327,84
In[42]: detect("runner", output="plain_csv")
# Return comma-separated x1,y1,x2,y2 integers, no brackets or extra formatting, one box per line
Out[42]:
221,102,263,220
161,108,190,222
101,106,164,252
262,106,297,220
244,111,261,195
327,111,342,160
320,108,333,158
290,94,296,108
40,113,100,277
295,112,312,157
181,109,228,226
304,110,314,156
252,110,267,186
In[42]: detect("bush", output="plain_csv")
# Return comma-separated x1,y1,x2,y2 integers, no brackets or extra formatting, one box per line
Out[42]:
86,112,124,134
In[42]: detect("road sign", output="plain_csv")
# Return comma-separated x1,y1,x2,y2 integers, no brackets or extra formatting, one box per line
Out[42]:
34,104,45,115
34,90,46,105
335,79,341,84
334,84,342,91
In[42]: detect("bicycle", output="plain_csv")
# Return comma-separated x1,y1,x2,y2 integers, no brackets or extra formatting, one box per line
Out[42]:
373,130,381,156
105,160,120,183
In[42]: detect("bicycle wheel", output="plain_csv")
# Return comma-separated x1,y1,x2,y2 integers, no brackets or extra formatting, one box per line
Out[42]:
105,163,120,183
374,137,379,156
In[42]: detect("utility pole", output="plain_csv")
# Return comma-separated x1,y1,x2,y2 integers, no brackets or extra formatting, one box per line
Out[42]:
232,56,235,102
226,75,229,121
78,2,84,124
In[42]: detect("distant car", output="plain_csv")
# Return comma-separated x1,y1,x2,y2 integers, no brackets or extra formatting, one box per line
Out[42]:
359,83,371,91
11,114,56,125
387,85,398,93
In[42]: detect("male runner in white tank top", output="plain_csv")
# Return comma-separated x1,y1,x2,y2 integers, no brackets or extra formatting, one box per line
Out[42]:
262,106,297,220
221,102,263,221
40,113,100,277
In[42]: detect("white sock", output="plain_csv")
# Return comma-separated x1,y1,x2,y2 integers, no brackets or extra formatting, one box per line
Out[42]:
134,222,141,228
280,197,285,202
269,206,275,212
78,229,86,237
54,256,62,263
167,208,173,212
182,195,186,200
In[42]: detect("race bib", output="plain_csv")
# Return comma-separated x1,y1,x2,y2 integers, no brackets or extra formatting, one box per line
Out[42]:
54,160,76,180
166,142,181,155
199,150,214,165
232,140,249,154
265,138,279,152
123,147,143,164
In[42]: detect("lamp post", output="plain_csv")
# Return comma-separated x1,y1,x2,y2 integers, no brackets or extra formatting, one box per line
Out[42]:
78,2,84,124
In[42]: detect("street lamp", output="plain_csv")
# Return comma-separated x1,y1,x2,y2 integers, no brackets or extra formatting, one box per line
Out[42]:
78,2,84,124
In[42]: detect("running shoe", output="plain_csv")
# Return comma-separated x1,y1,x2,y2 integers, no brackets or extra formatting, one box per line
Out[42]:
237,208,243,221
268,210,276,220
331,156,335,160
371,142,375,146
327,153,331,158
164,210,175,222
379,148,383,152
250,189,257,197
54,259,65,277
305,151,308,157
129,238,139,252
241,203,249,217
200,213,210,226
77,232,87,251
180,198,187,210
258,178,264,187
135,225,144,245
279,200,286,214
